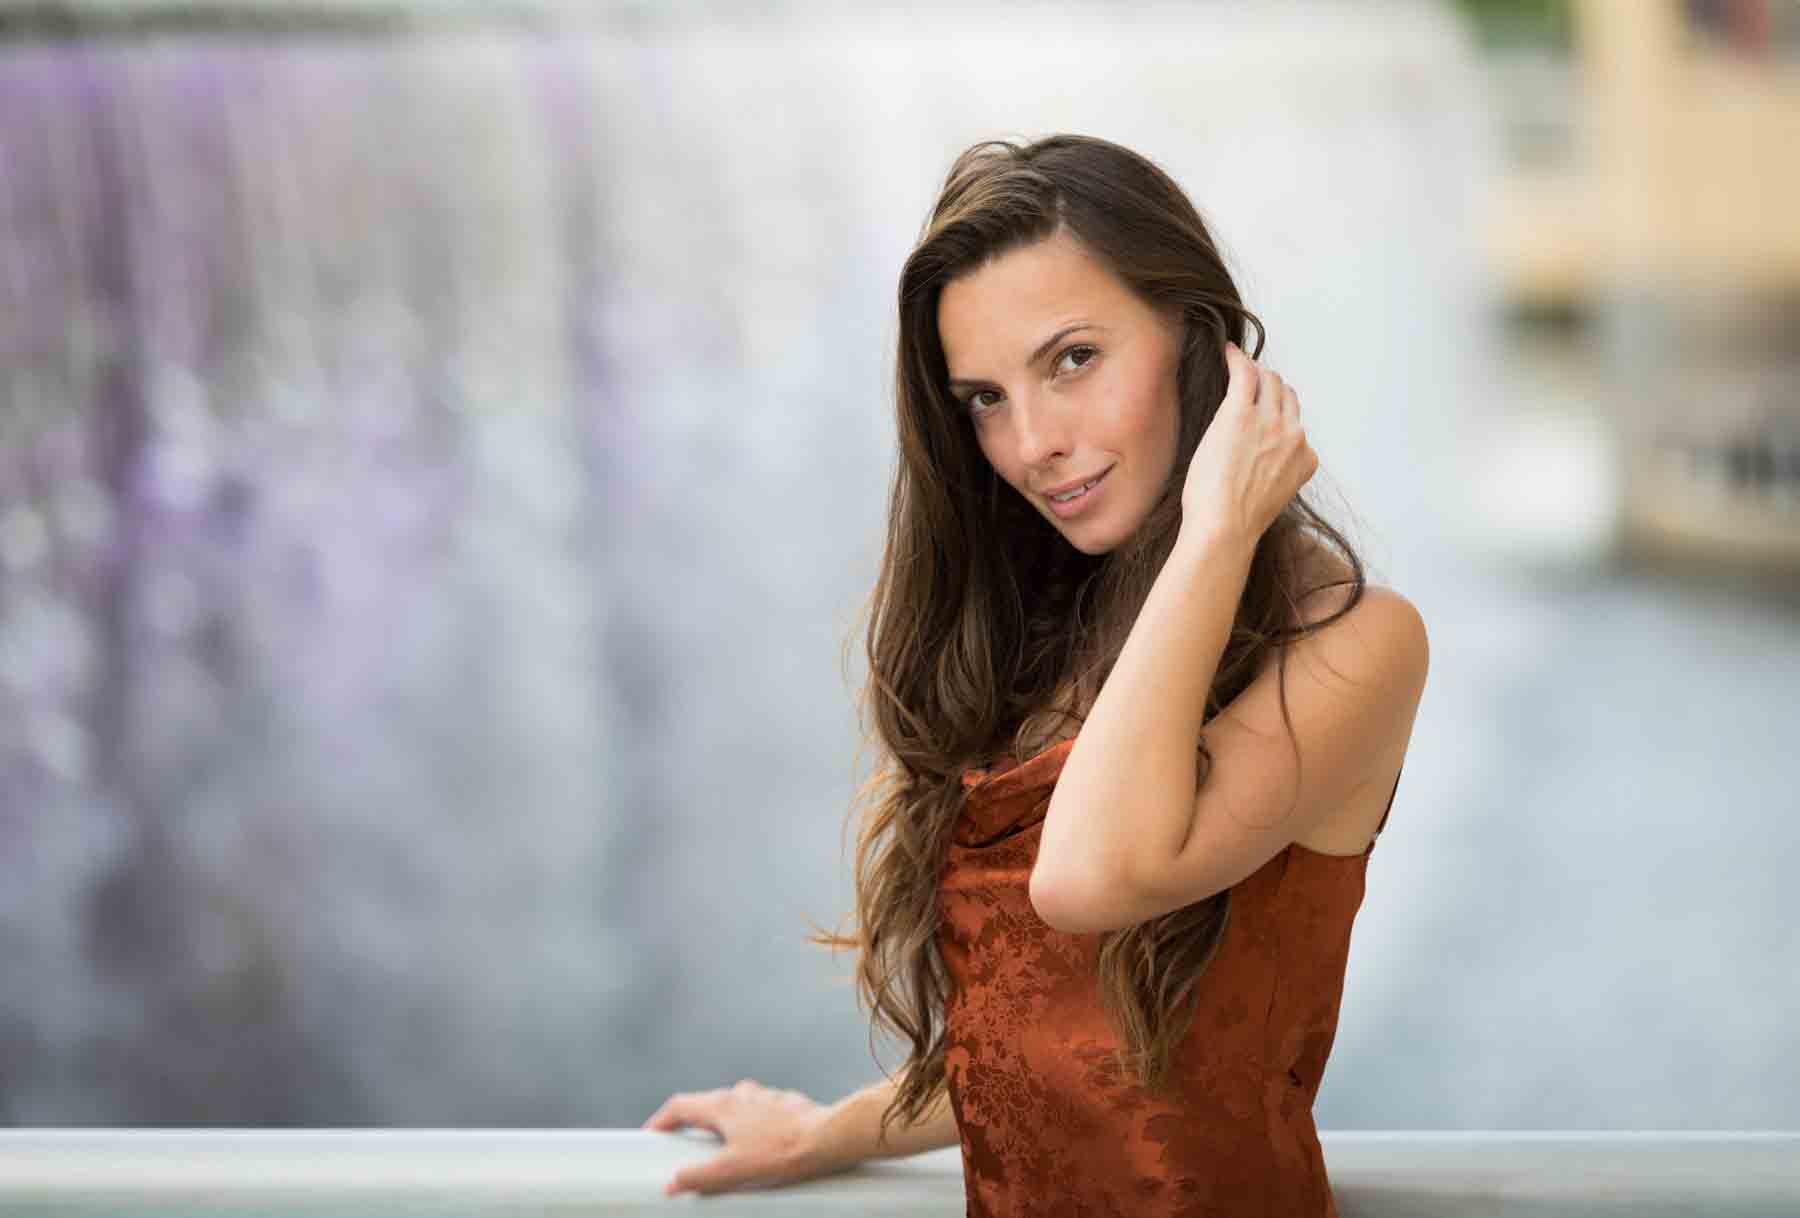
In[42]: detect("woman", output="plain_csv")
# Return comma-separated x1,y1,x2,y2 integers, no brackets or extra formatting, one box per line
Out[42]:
642,133,1428,1216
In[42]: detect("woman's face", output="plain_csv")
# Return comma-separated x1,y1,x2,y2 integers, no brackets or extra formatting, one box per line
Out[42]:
937,227,1185,555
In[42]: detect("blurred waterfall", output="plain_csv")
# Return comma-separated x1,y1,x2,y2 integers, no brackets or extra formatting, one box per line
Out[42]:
0,36,659,1122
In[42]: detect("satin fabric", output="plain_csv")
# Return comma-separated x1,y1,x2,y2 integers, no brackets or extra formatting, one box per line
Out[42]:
937,737,1399,1218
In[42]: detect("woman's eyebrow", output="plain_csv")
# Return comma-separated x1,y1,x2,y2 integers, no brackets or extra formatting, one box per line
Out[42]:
947,322,1108,391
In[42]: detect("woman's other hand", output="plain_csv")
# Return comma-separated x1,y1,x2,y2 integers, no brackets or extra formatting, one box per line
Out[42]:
640,1078,840,1198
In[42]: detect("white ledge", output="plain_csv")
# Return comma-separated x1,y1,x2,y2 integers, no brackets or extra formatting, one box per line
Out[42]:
0,1129,1796,1216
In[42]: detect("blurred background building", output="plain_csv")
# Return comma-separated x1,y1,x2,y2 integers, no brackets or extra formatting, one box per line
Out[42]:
1473,0,1800,568
1,0,1796,1132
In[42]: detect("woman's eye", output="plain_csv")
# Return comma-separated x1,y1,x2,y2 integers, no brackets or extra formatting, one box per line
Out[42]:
1057,345,1097,374
966,389,999,414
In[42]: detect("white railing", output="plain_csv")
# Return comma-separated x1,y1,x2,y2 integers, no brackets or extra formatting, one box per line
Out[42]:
0,1129,1796,1215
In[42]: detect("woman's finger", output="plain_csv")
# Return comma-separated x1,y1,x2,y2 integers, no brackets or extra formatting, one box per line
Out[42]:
1224,341,1259,410
1257,366,1285,418
640,1095,676,1130
669,1151,756,1197
642,1093,717,1133
640,1094,680,1130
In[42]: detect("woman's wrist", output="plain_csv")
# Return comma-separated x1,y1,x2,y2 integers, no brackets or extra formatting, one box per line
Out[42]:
1171,523,1259,574
795,1088,878,1174
799,1078,956,1169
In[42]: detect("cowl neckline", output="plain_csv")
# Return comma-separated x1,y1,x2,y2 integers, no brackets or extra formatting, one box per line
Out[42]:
955,737,1077,848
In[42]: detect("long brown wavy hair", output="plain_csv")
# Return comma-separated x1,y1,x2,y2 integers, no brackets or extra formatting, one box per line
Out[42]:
809,134,1367,1147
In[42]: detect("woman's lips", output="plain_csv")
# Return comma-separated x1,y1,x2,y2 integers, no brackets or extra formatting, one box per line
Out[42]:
1044,466,1111,519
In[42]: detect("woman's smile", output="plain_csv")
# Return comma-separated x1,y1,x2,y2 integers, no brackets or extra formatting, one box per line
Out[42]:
1043,465,1113,518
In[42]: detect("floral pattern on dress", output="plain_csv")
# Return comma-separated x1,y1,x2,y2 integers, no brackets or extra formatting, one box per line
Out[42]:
938,738,1399,1218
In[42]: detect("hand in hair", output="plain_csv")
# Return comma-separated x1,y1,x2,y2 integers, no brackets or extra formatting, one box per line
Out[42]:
1179,341,1319,547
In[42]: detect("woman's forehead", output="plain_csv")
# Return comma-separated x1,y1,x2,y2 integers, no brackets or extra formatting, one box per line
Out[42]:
937,236,1136,368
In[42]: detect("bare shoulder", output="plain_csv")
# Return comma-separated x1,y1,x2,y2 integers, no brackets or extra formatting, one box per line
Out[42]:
1290,534,1363,611
1281,536,1428,854
1262,535,1427,667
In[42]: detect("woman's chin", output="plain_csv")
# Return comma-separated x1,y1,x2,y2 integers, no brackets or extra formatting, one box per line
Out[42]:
1039,493,1146,555
1053,519,1126,556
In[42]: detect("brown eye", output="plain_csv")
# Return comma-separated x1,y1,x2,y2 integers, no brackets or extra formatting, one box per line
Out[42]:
1057,345,1097,374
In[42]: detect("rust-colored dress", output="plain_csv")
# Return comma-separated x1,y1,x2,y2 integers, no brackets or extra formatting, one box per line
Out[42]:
938,736,1400,1218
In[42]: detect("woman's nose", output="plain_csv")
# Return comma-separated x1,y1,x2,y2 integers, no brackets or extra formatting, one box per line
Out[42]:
1012,394,1072,468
